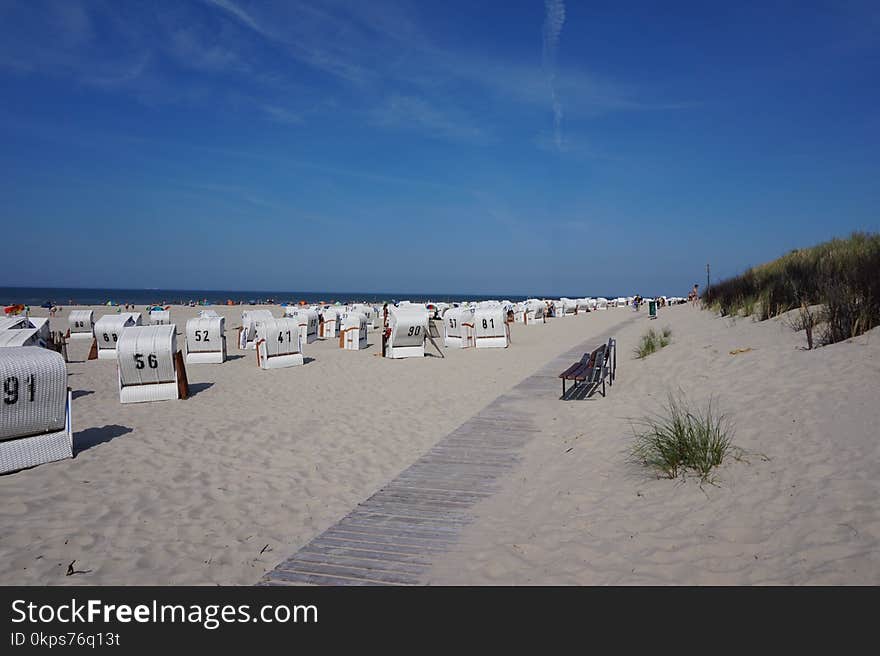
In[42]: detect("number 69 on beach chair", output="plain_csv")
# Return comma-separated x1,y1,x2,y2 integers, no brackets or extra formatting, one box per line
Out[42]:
94,313,142,359
0,347,73,473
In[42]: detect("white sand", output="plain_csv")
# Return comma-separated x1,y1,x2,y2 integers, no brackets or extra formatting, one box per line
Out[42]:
426,308,880,584
0,304,629,585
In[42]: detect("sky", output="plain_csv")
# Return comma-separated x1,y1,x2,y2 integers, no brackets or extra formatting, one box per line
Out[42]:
1,0,878,297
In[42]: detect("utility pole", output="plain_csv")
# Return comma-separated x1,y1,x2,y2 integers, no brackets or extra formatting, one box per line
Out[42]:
706,263,711,302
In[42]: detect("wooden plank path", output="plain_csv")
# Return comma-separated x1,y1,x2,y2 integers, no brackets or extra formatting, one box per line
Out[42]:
262,316,636,585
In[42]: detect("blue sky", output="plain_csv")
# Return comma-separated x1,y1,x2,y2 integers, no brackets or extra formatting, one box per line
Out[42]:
1,0,878,296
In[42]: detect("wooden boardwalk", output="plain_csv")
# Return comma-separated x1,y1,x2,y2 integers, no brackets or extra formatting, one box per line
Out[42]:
262,318,633,585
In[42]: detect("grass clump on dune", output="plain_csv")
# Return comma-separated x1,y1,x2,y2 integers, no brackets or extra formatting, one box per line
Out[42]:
631,393,733,481
706,232,880,345
634,326,672,359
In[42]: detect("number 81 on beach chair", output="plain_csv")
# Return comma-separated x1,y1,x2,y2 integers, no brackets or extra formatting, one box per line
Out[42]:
117,325,189,403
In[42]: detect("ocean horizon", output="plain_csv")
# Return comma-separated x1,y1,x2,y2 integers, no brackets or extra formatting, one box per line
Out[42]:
0,286,634,307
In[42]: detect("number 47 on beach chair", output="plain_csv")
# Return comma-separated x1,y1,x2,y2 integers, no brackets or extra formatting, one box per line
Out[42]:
558,338,617,399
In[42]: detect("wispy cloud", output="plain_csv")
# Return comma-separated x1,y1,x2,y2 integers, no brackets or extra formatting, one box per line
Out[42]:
0,0,688,146
542,0,566,151
201,0,269,38
261,104,304,125
370,93,487,143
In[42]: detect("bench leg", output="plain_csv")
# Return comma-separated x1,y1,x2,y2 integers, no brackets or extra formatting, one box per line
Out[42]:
561,379,566,399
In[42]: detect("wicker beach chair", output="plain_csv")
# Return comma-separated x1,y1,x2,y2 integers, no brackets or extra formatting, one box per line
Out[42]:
0,346,73,473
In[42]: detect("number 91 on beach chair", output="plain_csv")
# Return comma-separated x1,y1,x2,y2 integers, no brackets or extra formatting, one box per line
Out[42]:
117,325,189,403
184,316,226,364
0,347,73,474
255,318,304,369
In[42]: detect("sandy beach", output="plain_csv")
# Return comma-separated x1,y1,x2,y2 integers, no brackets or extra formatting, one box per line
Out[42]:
1,302,877,585
0,303,629,585
426,308,880,585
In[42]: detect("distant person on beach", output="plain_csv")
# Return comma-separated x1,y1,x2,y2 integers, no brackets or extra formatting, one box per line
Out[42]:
689,284,700,307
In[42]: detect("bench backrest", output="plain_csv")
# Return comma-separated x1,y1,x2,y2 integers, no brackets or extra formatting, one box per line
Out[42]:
587,345,607,382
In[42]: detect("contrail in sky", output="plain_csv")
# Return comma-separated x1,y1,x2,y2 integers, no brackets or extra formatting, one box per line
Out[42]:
542,0,566,150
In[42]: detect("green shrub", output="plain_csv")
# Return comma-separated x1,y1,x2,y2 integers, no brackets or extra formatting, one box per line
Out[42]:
632,393,733,481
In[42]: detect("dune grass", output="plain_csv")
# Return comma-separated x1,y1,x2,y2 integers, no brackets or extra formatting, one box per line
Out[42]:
631,393,733,481
634,326,673,359
706,232,880,345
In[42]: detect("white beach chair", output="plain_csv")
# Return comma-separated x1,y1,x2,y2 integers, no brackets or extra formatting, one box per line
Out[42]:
523,299,546,325
0,346,73,474
0,317,32,332
255,317,304,369
473,306,509,348
27,317,51,344
0,328,44,348
185,316,227,364
339,312,368,350
443,306,475,348
67,310,95,340
94,313,141,359
385,305,429,358
289,309,319,345
149,309,171,325
117,324,188,403
241,310,274,350
320,307,339,339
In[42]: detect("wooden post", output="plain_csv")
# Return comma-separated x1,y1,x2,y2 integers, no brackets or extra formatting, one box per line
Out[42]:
381,304,388,357
706,263,711,302
174,350,189,399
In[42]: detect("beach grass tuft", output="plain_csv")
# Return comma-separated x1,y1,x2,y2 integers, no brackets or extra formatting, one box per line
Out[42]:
634,327,672,358
632,393,733,480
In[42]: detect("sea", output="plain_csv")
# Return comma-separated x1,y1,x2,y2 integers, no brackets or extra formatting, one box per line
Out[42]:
0,287,626,307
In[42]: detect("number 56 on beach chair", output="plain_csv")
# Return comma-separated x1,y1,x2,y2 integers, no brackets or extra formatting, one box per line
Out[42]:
117,325,189,403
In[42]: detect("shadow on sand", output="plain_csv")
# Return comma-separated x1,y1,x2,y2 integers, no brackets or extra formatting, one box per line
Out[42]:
74,425,133,455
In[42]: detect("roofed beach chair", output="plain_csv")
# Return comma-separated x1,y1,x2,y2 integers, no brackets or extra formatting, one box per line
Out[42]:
255,317,304,369
185,315,227,364
117,324,189,403
0,346,73,473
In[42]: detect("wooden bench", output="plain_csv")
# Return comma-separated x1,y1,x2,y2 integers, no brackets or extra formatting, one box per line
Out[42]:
559,337,616,399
